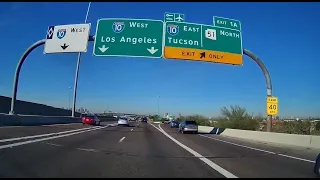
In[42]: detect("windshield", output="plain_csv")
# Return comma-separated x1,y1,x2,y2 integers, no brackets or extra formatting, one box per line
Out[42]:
1,2,318,179
83,116,95,119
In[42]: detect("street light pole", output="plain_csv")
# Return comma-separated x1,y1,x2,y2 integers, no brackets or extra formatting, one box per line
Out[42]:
157,96,160,117
68,86,72,110
71,2,92,117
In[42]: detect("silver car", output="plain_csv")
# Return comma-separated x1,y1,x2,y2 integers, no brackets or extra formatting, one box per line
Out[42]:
118,117,129,126
179,120,198,134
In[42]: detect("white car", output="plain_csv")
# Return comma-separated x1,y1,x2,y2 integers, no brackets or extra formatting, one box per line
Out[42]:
118,117,129,126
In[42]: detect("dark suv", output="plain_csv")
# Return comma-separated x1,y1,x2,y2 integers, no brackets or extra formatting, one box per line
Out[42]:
142,117,148,123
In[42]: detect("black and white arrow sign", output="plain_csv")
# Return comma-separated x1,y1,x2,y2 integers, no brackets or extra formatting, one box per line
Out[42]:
61,43,69,50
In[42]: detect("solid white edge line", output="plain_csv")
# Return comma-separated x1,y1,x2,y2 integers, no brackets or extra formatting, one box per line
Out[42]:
41,123,81,127
0,123,81,129
0,126,107,150
0,126,96,143
148,122,238,178
0,122,118,143
198,134,315,164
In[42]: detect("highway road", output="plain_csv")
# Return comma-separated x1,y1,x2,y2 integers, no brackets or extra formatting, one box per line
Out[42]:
0,121,318,178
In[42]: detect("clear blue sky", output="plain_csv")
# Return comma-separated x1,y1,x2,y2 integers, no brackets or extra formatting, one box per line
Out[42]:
0,2,319,117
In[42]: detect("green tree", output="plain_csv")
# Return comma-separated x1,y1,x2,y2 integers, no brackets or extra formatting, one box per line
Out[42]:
316,121,320,131
179,115,213,126
216,105,258,130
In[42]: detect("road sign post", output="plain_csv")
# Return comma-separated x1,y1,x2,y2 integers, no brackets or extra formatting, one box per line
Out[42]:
9,36,96,115
164,21,243,65
266,96,278,115
93,18,164,58
243,49,273,132
44,23,90,54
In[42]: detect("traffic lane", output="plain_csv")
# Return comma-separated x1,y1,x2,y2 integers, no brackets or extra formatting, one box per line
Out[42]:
0,121,225,178
100,121,118,126
0,121,118,146
203,133,319,162
160,123,316,178
0,125,115,178
0,123,91,140
41,121,226,178
44,122,137,151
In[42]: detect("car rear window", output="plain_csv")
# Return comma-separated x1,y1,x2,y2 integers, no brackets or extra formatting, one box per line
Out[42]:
185,121,197,125
83,116,95,119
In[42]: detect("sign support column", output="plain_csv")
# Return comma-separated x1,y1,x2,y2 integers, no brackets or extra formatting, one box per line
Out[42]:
243,49,273,132
72,2,92,117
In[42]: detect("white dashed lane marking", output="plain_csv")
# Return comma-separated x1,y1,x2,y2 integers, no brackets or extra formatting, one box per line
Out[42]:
119,137,126,143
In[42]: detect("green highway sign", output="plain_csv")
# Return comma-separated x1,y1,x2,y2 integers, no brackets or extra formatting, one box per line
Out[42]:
93,18,164,58
213,16,241,31
164,12,185,22
164,21,243,65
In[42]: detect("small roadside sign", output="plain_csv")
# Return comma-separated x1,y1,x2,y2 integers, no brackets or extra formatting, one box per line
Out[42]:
213,16,241,31
266,96,278,115
44,23,90,54
164,12,185,22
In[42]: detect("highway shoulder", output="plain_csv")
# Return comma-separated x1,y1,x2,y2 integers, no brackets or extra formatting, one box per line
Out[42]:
159,123,317,178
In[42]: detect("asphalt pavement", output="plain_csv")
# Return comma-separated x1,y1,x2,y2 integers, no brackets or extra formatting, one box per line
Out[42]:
0,121,224,178
0,121,318,178
159,123,319,178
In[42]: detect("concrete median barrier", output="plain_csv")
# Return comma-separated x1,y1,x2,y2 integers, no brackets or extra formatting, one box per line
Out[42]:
0,96,81,117
220,128,320,149
198,126,225,134
198,125,320,149
0,114,81,126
